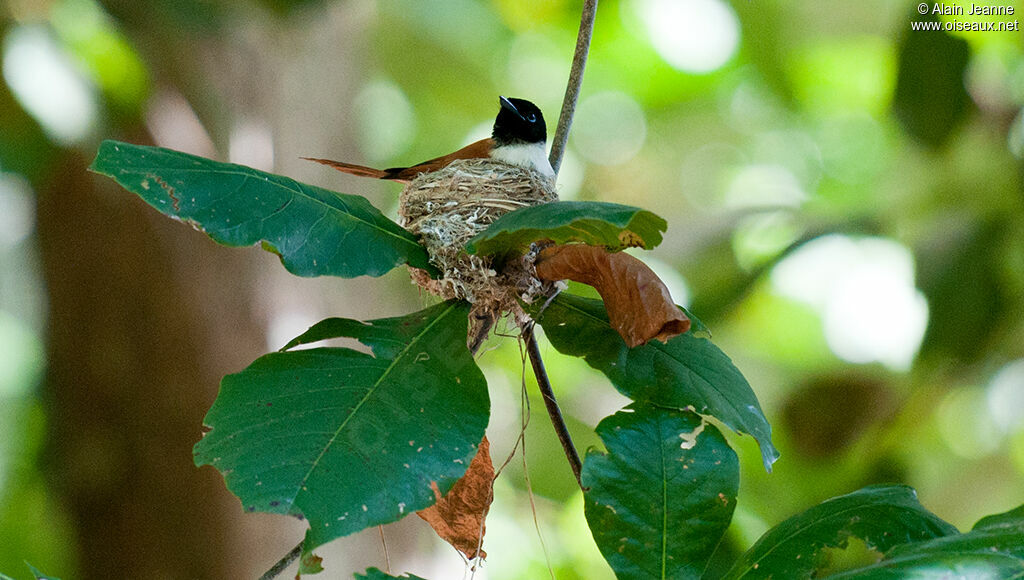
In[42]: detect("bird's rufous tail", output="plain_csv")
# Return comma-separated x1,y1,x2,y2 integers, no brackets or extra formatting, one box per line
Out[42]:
301,157,389,179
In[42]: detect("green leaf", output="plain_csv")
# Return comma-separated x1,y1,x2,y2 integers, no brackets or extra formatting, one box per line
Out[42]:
826,552,1024,579
826,506,1024,579
532,293,778,471
464,201,667,256
583,404,739,580
892,9,971,148
192,301,488,552
281,317,401,352
974,504,1024,531
24,564,59,580
888,509,1024,561
354,569,429,580
722,485,959,580
89,140,433,278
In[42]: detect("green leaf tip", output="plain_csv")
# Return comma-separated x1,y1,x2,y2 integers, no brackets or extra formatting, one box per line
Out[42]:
465,200,667,256
90,139,434,278
24,563,60,580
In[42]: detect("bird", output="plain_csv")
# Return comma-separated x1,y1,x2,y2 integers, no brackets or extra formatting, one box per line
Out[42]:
303,96,554,181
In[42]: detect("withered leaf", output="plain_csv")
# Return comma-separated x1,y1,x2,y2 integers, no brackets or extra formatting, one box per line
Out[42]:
417,436,493,559
534,245,690,347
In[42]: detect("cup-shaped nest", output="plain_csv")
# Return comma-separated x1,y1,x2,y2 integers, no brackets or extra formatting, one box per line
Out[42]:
399,159,560,346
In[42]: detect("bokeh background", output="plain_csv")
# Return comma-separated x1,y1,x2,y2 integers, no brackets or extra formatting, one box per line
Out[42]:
1,0,1023,578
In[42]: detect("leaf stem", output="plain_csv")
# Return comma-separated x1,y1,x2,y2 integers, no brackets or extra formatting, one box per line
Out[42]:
523,322,584,489
548,0,599,175
258,540,302,580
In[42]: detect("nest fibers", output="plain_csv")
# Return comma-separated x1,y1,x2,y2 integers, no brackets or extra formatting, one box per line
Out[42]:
399,158,561,346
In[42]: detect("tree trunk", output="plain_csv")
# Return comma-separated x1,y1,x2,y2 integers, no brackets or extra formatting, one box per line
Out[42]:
36,148,267,579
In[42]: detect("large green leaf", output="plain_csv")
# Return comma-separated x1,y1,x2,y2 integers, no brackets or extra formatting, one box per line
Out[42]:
464,201,667,256
192,301,488,552
974,504,1024,532
583,404,739,580
722,485,959,580
89,140,433,277
826,504,1024,579
532,293,779,471
827,552,1024,579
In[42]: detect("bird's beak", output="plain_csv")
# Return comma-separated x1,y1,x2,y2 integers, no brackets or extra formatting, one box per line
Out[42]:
499,96,525,121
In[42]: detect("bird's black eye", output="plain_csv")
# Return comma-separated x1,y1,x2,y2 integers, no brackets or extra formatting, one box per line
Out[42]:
526,113,537,122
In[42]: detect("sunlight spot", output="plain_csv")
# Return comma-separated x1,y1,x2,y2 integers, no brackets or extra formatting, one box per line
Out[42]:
0,173,35,249
725,164,806,209
987,359,1024,433
229,119,274,172
145,89,216,158
0,311,44,397
266,310,320,351
937,387,1002,458
1008,108,1024,159
771,235,928,370
2,25,98,145
637,0,740,74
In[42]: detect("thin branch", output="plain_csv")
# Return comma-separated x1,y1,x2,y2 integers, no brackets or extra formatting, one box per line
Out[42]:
522,322,584,488
548,0,599,175
259,540,303,580
378,525,391,573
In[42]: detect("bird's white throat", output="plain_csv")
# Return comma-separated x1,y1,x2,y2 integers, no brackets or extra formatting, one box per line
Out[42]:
489,142,555,179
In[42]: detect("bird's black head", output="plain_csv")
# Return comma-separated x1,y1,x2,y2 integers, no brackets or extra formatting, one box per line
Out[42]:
492,96,547,146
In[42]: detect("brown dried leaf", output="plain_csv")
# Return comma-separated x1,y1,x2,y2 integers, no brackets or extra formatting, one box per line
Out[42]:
534,244,690,347
417,436,493,559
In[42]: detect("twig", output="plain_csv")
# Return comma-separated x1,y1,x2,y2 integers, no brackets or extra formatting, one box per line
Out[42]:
522,322,584,488
548,0,599,175
516,348,557,580
378,525,391,573
258,540,302,580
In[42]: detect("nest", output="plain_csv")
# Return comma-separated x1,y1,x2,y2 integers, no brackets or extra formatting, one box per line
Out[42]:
399,158,560,347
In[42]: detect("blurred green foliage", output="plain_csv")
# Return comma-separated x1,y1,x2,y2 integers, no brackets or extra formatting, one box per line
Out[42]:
1,0,1023,578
